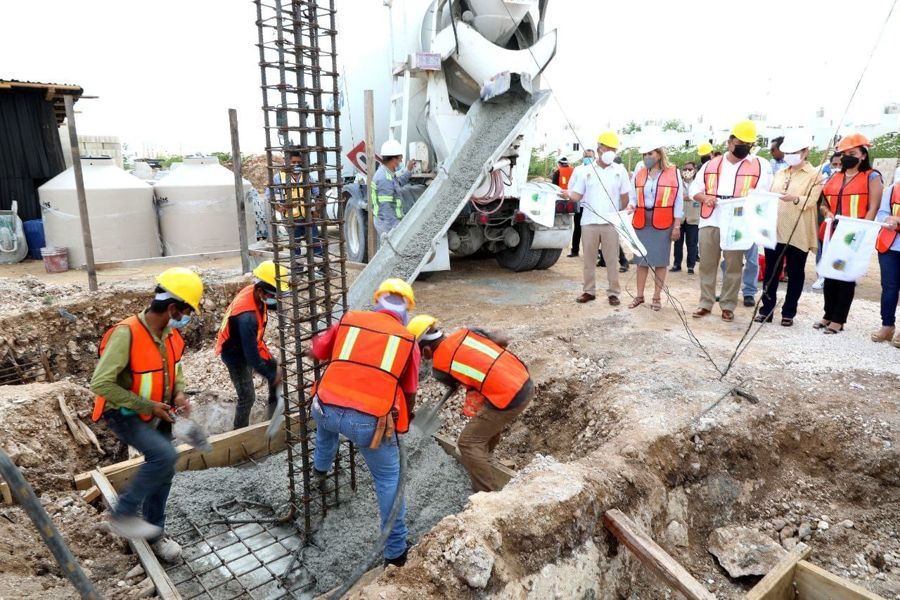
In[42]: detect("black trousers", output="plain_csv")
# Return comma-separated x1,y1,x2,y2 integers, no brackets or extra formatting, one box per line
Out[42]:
673,223,699,269
761,244,808,319
822,278,856,325
570,208,582,255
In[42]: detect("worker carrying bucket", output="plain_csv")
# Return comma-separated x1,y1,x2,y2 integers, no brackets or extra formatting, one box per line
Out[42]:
89,267,204,562
408,315,534,493
372,139,416,243
306,278,420,567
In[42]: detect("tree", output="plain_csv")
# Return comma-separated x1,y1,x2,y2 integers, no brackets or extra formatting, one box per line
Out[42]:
623,121,642,134
662,119,687,133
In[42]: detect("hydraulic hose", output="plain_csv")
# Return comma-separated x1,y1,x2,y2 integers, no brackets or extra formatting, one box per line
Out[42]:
328,430,408,600
0,447,101,600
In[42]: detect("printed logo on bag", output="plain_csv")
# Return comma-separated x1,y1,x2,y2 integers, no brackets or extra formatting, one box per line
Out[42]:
832,259,847,271
733,206,744,217
843,231,864,251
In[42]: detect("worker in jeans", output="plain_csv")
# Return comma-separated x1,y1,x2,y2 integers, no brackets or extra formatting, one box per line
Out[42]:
408,315,533,493
215,261,285,429
90,268,204,562
308,278,419,567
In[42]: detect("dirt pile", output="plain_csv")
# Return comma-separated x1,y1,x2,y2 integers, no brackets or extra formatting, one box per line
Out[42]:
224,153,281,193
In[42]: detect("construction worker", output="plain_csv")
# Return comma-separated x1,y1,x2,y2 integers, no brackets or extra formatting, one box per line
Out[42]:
307,278,419,567
697,142,714,165
372,139,416,242
269,150,323,266
408,315,533,493
216,260,286,430
89,267,204,561
690,120,773,322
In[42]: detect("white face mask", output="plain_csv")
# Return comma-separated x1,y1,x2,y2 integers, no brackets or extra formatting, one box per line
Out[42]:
784,153,803,167
600,150,616,165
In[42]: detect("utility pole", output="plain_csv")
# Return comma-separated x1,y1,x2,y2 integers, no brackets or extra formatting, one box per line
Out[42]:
364,90,377,260
228,109,251,273
63,95,97,291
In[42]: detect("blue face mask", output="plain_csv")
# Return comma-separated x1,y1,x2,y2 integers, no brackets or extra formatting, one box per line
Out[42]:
169,314,191,329
582,157,592,166
264,297,278,308
292,165,302,174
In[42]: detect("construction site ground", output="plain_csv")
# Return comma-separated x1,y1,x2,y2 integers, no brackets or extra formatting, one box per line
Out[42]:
0,252,898,599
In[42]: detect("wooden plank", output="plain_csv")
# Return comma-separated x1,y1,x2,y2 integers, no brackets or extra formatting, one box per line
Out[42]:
58,396,90,446
794,560,886,600
80,486,101,504
746,542,810,600
432,432,515,487
603,509,715,600
91,470,182,600
0,481,11,504
75,419,288,492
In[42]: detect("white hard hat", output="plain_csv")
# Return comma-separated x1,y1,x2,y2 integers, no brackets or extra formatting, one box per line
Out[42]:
380,139,404,157
779,134,812,154
639,137,667,154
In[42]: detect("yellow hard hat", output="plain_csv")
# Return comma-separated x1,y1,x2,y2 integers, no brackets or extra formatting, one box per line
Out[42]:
373,277,415,310
697,142,714,156
731,120,757,143
252,260,289,292
596,131,620,150
156,267,204,313
407,314,437,340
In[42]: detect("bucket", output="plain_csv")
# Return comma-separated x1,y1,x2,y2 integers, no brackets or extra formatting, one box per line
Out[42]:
40,246,69,273
23,220,46,260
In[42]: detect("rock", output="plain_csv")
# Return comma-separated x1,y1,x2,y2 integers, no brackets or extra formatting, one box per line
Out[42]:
840,519,855,529
708,526,787,578
780,525,797,543
817,520,830,531
782,537,799,551
135,578,156,598
798,522,813,540
125,565,145,580
667,488,689,523
667,521,689,548
771,518,787,531
452,543,494,589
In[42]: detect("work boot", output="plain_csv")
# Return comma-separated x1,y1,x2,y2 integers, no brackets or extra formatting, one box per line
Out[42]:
384,543,411,568
314,468,328,495
109,514,162,541
151,537,183,563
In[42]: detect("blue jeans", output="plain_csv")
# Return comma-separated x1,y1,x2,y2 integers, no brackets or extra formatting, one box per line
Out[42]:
311,400,408,559
292,224,323,256
879,250,900,327
105,411,177,536
720,244,759,296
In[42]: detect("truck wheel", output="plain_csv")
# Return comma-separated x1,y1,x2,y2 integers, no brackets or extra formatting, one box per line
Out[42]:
496,224,542,272
534,248,562,270
343,201,368,263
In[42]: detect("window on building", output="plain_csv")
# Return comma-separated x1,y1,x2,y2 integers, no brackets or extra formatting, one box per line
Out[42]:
573,142,580,151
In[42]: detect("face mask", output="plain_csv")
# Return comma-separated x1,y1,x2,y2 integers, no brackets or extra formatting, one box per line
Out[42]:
682,169,695,180
732,144,751,159
600,150,616,165
291,165,302,174
376,295,409,324
169,314,191,329
784,153,803,167
264,297,278,308
643,156,658,169
583,157,592,166
840,155,860,170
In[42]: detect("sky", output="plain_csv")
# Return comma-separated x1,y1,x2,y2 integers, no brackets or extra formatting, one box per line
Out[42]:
2,0,898,155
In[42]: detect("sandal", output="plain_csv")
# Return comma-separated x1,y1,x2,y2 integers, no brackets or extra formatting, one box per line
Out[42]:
781,318,794,327
813,320,830,330
628,296,645,309
871,327,895,343
823,324,843,334
651,298,662,311
753,313,773,323
892,333,900,349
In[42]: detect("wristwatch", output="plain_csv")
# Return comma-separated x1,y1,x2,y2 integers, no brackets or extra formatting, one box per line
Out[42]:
793,198,800,205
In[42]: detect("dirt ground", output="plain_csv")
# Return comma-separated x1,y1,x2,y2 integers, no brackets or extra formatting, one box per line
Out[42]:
0,250,898,599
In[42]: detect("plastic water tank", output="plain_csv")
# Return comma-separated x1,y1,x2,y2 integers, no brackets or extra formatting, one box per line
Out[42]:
154,157,254,256
38,157,159,266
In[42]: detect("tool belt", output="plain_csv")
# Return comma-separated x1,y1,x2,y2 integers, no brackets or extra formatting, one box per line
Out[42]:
369,410,397,449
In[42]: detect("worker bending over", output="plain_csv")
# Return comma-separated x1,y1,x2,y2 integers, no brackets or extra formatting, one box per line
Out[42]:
372,139,416,241
308,278,420,567
216,261,285,429
408,315,533,492
90,268,204,562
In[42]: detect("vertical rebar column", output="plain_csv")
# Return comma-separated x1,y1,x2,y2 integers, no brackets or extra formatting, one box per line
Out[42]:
255,0,351,541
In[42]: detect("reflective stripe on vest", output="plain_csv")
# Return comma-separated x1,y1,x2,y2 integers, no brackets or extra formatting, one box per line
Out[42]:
313,310,415,432
633,166,678,230
278,170,303,218
371,170,403,219
876,184,900,254
92,315,185,422
701,155,761,219
823,170,873,220
432,329,529,410
214,285,272,362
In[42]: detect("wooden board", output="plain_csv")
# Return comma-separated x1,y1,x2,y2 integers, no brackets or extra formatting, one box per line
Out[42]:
75,418,289,492
432,432,515,487
746,542,810,600
794,560,886,600
602,509,715,600
91,470,182,600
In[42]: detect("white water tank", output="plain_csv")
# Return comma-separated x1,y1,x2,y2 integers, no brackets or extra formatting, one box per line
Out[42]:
38,157,159,266
154,157,254,256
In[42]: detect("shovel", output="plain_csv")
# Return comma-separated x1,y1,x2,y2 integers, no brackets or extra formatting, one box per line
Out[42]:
267,386,285,440
412,385,457,437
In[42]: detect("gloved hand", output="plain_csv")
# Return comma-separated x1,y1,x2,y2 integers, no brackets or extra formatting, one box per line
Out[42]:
462,389,486,418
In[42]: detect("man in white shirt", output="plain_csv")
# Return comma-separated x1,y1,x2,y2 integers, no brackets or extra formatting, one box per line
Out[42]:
689,120,774,321
564,131,631,306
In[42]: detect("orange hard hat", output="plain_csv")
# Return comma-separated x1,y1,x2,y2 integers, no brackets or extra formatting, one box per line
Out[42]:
835,133,871,153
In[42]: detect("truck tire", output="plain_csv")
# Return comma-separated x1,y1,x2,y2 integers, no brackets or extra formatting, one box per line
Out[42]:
534,248,562,270
343,201,368,263
496,224,542,272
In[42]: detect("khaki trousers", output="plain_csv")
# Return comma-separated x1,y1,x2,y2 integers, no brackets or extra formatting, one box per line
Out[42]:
699,226,744,311
581,223,621,297
457,389,533,492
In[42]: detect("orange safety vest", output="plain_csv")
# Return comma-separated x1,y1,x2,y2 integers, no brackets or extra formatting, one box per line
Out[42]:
633,166,679,230
876,184,900,254
701,155,762,219
215,285,272,362
557,165,574,190
92,315,185,422
820,170,877,241
431,329,529,410
312,310,416,433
